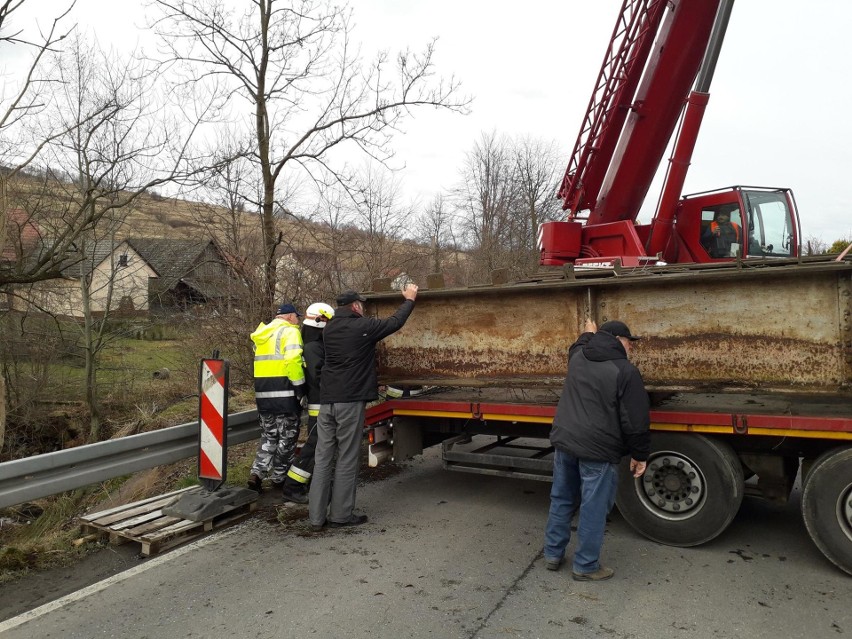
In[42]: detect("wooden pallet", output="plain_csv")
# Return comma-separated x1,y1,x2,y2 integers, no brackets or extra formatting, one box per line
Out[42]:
78,486,257,556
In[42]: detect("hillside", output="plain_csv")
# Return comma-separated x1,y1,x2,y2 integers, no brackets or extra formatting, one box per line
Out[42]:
5,171,344,253
3,172,466,291
6,171,250,242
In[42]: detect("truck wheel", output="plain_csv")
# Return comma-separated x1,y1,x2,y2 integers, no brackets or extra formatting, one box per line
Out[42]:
616,433,744,547
801,446,852,575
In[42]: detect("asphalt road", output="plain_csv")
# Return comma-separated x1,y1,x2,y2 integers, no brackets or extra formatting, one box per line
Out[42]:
1,447,849,639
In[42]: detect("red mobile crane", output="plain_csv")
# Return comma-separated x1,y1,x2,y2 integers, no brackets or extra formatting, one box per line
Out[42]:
539,0,799,268
362,0,852,576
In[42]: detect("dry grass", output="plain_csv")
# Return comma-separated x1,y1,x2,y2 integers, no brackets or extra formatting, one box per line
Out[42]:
0,437,260,583
0,352,256,583
0,401,390,583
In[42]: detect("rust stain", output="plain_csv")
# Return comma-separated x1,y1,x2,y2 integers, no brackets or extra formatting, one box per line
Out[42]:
371,265,852,395
379,344,567,379
641,334,843,388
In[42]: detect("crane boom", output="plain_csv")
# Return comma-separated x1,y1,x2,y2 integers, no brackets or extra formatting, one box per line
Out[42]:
583,0,722,224
557,0,668,217
540,0,799,267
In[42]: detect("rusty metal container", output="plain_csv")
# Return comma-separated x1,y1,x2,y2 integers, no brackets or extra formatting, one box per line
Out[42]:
368,257,852,396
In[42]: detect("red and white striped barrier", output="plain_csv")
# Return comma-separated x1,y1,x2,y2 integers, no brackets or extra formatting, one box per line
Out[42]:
198,358,229,491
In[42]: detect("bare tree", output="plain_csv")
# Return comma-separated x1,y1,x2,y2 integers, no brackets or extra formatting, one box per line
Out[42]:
151,0,469,308
0,0,76,451
0,1,75,175
415,193,458,275
348,163,416,288
189,135,260,255
513,136,562,270
65,233,124,442
453,132,563,282
1,40,217,287
454,131,519,280
802,235,828,256
3,32,218,441
33,36,153,440
305,186,357,296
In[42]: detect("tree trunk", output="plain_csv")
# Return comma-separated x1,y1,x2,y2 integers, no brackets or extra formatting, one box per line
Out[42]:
81,274,102,442
0,175,7,452
85,351,101,442
256,0,278,310
261,186,277,309
431,237,442,274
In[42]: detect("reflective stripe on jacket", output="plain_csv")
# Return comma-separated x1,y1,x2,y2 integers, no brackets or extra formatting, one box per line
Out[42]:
251,318,304,414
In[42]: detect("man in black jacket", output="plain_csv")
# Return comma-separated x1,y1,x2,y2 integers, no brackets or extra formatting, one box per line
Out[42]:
308,282,418,529
543,319,650,581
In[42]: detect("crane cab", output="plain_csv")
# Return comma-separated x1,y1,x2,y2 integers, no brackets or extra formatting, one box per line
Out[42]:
672,186,800,263
538,186,800,267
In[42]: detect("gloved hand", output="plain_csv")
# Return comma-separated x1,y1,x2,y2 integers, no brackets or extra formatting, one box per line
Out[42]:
295,387,306,405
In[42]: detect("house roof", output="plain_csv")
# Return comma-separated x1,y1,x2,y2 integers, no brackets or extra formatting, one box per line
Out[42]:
59,239,129,279
126,237,228,298
2,209,44,261
126,238,208,276
5,224,233,299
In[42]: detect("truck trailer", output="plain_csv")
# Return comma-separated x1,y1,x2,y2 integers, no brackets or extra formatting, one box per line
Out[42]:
361,0,852,576
364,256,852,575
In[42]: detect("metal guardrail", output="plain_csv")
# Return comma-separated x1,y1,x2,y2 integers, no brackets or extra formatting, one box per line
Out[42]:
0,410,260,509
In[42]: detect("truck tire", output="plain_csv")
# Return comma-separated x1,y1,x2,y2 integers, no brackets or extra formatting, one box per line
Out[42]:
801,446,852,576
616,433,744,547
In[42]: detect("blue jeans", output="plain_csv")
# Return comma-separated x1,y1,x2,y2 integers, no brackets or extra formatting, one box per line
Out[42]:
544,449,618,574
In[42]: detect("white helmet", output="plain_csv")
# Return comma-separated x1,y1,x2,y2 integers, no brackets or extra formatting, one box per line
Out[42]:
303,302,335,328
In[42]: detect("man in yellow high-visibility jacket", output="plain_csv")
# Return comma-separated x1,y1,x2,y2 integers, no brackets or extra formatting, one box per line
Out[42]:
247,302,305,492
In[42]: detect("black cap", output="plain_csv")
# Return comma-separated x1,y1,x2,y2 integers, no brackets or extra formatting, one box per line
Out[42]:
599,320,641,341
277,303,302,317
336,290,367,306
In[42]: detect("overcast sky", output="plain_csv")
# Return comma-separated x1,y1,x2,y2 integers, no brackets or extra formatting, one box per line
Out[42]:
6,0,851,243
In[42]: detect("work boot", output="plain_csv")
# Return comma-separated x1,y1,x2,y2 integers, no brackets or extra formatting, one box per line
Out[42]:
282,487,308,504
329,513,368,528
544,557,563,571
247,474,263,493
572,566,614,581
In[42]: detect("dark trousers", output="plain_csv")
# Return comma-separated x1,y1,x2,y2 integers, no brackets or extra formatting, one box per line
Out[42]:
308,401,366,526
283,415,318,493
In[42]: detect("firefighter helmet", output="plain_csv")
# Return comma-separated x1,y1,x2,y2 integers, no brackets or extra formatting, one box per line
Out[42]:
303,302,335,328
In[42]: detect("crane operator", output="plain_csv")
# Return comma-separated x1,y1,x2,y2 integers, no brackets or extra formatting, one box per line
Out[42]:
702,210,743,258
